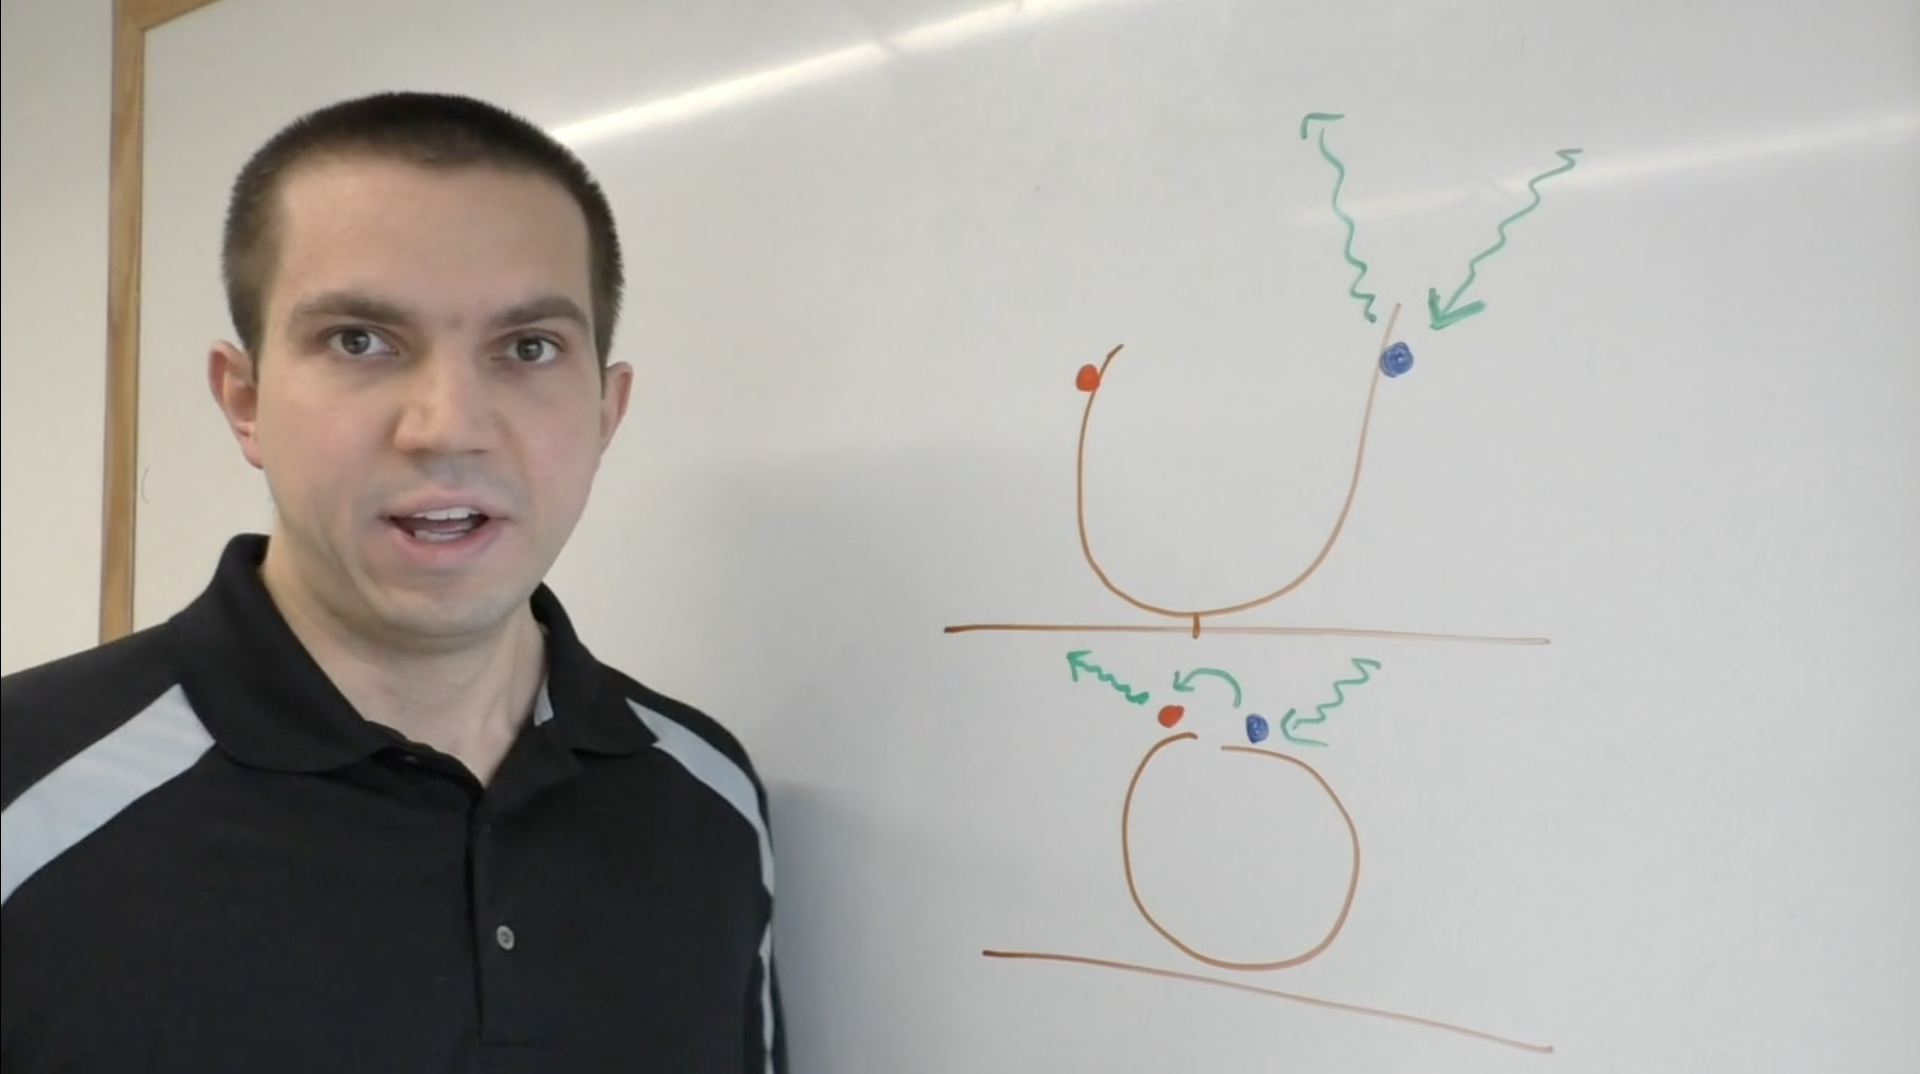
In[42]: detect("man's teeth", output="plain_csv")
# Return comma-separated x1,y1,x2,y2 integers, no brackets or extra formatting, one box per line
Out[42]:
396,506,487,543
410,507,480,520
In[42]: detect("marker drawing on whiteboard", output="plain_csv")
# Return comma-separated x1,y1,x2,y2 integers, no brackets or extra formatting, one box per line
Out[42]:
1073,305,1392,628
945,112,1582,641
1280,657,1383,747
949,306,1542,642
958,110,1569,1056
1427,147,1584,329
979,950,1553,1054
979,732,1553,1055
1299,112,1381,324
1379,341,1414,378
1171,667,1243,708
1121,734,1359,971
942,117,1579,643
949,622,1545,643
940,304,1555,644
1066,650,1150,705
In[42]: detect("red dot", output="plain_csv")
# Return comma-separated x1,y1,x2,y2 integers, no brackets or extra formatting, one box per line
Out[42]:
1157,704,1185,728
1075,364,1101,392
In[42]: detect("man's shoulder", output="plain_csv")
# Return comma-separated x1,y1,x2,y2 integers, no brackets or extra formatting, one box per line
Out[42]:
604,665,762,770
2,623,181,807
598,664,770,795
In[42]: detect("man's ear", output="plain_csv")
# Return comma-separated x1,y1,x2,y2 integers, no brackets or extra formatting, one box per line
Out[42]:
598,360,635,450
208,340,265,471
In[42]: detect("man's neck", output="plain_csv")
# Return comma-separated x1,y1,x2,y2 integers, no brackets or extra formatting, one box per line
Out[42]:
261,560,546,786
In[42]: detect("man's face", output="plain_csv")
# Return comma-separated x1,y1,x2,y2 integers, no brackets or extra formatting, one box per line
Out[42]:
209,155,632,650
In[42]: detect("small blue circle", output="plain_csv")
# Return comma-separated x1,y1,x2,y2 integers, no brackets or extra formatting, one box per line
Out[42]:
1245,714,1270,744
1380,341,1414,378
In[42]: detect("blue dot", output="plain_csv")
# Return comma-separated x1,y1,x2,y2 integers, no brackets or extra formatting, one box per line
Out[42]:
1245,714,1270,744
1379,341,1414,378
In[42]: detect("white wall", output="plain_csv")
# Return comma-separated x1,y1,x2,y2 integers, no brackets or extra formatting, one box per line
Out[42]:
0,0,112,674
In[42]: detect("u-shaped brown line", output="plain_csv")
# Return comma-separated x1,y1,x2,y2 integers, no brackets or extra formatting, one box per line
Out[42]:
1120,733,1362,972
1076,302,1403,626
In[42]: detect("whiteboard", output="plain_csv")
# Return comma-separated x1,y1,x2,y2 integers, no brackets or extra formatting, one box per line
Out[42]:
130,0,1919,1069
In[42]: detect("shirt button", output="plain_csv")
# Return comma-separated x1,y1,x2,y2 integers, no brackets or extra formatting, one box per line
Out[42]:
495,925,516,951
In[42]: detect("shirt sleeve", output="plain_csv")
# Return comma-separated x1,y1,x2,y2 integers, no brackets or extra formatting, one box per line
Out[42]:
749,941,787,1072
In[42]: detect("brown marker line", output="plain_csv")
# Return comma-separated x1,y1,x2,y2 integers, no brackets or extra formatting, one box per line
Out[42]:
979,948,1554,1055
940,622,1550,645
1121,737,1361,971
1073,303,1404,629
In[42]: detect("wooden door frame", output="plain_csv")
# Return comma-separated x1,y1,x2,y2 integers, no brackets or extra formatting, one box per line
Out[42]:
100,0,229,641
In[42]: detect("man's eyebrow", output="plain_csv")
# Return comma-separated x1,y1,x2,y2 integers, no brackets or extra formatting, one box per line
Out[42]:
286,291,418,328
283,292,590,335
485,295,591,334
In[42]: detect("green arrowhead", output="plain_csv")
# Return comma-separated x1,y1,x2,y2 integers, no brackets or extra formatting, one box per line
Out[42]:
1065,650,1152,705
1278,708,1325,748
1170,668,1244,708
1299,111,1344,140
1427,286,1487,330
1426,147,1582,331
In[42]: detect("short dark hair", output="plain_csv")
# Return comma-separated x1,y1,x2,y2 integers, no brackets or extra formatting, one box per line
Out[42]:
221,90,624,365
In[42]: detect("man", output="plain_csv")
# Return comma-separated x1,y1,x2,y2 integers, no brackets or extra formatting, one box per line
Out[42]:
1,91,785,1072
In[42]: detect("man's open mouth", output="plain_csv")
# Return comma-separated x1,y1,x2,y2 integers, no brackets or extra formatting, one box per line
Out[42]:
390,507,493,543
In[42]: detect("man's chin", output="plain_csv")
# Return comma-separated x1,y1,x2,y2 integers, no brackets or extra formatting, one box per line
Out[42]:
357,565,537,646
367,592,532,651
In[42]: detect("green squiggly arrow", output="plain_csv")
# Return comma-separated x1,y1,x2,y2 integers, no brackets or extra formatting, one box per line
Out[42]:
1171,667,1242,707
1300,112,1381,324
1280,657,1382,747
1427,148,1584,330
1067,650,1150,705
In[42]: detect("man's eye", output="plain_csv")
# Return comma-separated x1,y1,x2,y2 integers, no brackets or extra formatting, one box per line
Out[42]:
508,337,561,364
327,327,394,358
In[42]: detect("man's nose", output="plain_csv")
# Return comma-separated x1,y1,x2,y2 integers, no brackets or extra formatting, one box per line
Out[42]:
393,350,496,456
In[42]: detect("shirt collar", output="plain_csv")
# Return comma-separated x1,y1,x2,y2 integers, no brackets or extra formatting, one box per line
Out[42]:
169,534,653,773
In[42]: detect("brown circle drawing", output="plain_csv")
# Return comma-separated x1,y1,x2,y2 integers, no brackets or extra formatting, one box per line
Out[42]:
1120,732,1361,971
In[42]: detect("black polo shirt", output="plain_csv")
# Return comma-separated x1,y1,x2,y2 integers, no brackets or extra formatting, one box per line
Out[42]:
1,534,785,1073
